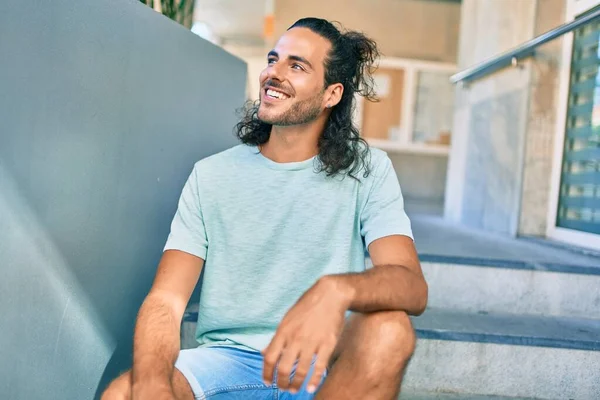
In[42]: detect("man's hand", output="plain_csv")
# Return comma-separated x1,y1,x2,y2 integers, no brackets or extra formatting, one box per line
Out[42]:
262,277,352,394
132,381,175,400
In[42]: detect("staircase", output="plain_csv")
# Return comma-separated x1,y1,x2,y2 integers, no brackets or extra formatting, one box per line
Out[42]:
398,216,600,400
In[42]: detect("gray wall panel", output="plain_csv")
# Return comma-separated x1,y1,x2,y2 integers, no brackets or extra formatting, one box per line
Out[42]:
0,0,246,398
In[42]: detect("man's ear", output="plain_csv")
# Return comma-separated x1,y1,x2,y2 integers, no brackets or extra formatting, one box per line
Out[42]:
325,83,344,108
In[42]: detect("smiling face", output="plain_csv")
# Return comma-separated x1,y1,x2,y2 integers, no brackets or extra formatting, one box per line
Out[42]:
257,27,332,126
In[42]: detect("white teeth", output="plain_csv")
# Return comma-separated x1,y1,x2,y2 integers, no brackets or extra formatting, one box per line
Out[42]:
266,89,288,99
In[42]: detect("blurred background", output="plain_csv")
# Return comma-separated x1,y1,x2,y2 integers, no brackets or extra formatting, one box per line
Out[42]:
1,0,600,399
192,0,460,216
182,0,600,246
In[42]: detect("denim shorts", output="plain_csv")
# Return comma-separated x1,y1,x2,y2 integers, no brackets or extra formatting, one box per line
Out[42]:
175,345,327,399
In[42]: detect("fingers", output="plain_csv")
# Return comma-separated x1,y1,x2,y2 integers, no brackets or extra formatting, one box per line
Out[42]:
276,345,300,391
263,326,339,394
288,349,315,394
262,334,286,386
305,342,335,394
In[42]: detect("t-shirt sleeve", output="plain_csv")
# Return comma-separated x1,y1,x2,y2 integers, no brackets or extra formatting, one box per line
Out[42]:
163,166,208,260
360,155,413,249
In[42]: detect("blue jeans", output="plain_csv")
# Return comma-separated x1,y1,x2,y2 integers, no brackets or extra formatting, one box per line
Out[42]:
175,345,327,399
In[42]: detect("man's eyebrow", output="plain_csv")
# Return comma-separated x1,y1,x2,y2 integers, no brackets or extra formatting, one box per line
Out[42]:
289,55,313,69
267,50,313,70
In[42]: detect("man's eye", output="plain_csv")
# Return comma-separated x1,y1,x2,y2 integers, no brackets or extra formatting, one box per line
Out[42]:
267,58,276,65
292,64,304,70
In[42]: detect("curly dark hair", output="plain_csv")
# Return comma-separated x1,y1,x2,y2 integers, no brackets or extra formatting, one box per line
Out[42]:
234,17,380,179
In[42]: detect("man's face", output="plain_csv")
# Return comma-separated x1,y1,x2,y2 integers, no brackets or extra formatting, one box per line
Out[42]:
257,27,331,126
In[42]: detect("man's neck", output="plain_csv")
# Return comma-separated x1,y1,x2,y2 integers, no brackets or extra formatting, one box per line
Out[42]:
260,119,326,163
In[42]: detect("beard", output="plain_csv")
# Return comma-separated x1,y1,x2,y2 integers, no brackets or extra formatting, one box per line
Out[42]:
258,90,324,126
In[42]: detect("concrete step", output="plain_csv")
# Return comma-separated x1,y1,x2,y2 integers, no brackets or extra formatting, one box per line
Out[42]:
419,255,600,319
400,392,538,400
181,306,600,398
412,308,600,351
404,308,600,399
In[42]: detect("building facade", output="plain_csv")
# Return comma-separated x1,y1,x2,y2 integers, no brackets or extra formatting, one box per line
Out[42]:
445,0,600,251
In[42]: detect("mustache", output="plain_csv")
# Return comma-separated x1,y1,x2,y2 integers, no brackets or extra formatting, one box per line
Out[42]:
263,79,293,94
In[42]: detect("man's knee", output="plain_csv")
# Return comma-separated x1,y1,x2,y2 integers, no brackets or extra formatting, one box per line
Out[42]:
358,311,417,374
372,311,416,354
101,370,132,400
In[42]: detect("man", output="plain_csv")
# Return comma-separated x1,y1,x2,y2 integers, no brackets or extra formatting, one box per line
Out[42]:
102,17,428,400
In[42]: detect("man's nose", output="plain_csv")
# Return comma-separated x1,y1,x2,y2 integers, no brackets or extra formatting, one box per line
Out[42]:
266,62,285,81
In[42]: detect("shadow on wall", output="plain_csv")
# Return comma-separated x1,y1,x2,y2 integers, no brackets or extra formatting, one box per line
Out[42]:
0,167,116,399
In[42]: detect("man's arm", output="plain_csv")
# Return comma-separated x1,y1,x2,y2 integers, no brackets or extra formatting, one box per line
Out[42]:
262,235,427,393
132,250,204,394
325,235,428,316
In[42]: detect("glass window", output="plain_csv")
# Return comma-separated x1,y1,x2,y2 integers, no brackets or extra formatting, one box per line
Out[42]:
412,71,454,146
557,15,600,234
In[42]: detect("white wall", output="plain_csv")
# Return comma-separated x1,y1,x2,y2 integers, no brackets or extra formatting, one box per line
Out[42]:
445,0,570,236
274,0,461,62
444,0,537,235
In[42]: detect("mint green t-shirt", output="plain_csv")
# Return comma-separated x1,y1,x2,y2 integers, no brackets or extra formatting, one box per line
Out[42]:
163,144,413,352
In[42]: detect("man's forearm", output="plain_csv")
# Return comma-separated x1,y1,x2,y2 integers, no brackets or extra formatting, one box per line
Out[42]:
326,264,428,316
132,293,181,387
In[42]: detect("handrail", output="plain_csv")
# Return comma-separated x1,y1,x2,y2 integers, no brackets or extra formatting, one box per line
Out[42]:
450,7,600,84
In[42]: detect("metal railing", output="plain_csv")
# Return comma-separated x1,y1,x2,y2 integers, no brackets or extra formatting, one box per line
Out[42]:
450,7,600,84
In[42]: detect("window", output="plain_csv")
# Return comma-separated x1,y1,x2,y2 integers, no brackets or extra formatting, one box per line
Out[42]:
412,71,454,146
557,15,600,234
356,58,456,156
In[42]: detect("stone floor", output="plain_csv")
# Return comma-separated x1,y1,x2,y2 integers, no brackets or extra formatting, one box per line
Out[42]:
404,199,600,269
